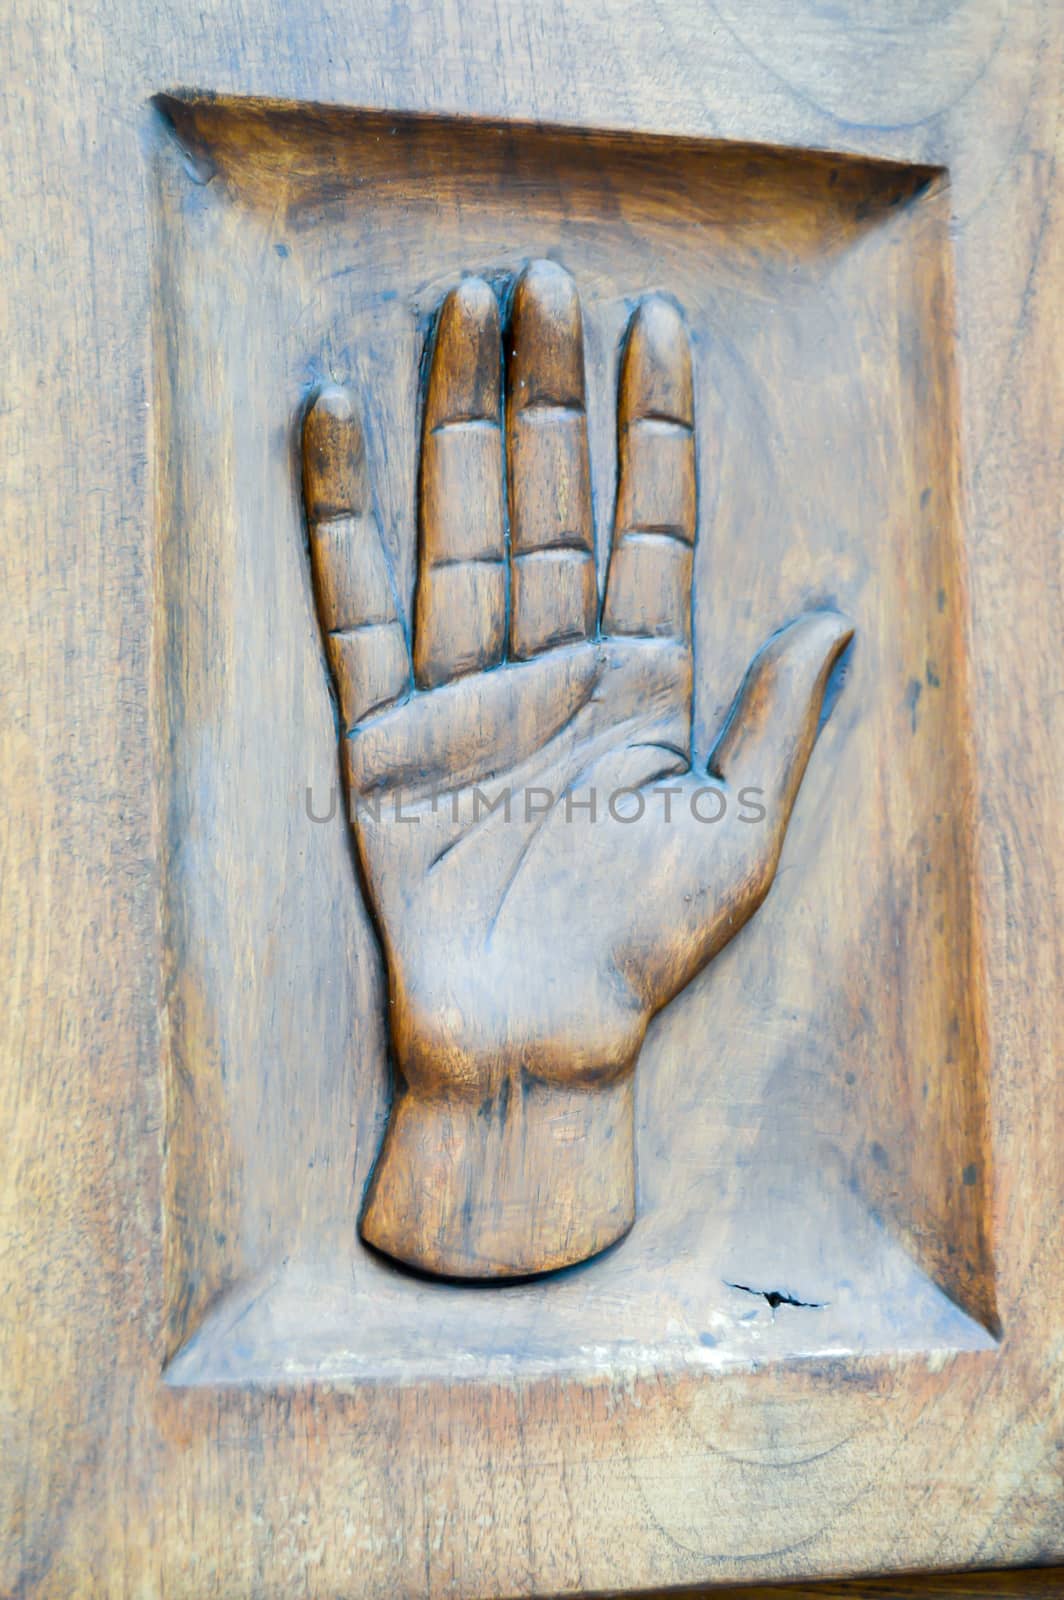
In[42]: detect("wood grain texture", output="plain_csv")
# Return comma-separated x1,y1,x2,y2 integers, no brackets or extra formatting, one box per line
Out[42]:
151,98,994,1377
630,1568,1064,1599
1,0,1061,1595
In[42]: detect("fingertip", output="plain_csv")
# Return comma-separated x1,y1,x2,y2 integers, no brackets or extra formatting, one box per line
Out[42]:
621,294,693,426
777,609,855,669
303,384,368,520
310,382,355,419
426,276,502,427
513,258,579,321
833,614,856,651
508,259,586,408
750,611,856,718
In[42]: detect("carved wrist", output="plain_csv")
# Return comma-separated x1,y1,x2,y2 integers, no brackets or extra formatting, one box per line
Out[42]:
359,1071,636,1278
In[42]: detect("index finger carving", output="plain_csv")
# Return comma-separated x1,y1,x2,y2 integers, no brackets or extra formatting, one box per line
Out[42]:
602,296,697,642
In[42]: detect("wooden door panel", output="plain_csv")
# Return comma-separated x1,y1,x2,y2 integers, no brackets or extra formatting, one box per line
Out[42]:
154,96,991,1385
2,2,1060,1595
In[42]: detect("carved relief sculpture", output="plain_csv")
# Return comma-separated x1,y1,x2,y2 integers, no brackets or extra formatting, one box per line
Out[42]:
301,260,853,1279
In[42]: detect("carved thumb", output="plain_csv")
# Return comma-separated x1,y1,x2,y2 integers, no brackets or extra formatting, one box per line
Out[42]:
708,610,854,840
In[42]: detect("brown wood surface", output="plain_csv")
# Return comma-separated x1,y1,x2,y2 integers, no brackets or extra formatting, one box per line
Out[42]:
1,1,1061,1596
153,95,994,1382
634,1569,1064,1598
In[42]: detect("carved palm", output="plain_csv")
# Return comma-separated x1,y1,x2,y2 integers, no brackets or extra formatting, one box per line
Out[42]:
302,261,852,1278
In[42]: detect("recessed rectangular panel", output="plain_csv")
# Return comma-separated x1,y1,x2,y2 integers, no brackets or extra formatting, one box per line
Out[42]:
150,97,994,1384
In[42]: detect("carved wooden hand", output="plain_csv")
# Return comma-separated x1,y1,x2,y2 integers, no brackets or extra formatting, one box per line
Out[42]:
302,261,852,1278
